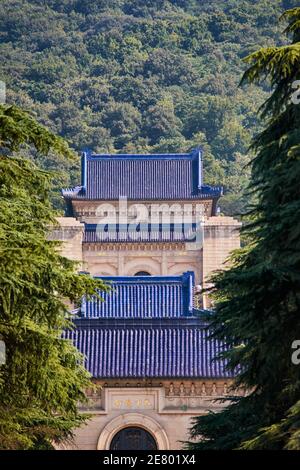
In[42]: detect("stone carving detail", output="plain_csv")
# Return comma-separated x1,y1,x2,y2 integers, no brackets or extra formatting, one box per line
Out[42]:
168,382,174,396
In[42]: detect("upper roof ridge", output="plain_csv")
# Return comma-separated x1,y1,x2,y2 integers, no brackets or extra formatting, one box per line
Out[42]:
86,152,192,159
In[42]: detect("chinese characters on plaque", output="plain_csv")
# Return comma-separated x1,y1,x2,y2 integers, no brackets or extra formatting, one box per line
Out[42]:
112,397,153,410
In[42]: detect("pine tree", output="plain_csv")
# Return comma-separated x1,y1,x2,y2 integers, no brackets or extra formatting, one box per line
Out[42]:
188,8,300,450
0,105,108,449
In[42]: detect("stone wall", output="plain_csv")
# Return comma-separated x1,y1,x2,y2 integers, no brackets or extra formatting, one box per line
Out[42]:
50,217,84,265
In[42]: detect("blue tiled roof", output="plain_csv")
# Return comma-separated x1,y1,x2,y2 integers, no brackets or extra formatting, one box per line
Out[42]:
80,273,194,319
64,321,234,378
62,149,222,201
83,223,201,243
64,273,237,379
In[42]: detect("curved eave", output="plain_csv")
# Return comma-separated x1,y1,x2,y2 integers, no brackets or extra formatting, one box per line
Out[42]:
62,190,223,202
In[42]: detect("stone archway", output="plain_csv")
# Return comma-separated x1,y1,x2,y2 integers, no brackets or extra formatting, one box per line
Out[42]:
97,413,169,450
124,258,161,276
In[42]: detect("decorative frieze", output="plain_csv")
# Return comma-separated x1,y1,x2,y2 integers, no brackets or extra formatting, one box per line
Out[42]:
83,242,188,251
80,380,244,413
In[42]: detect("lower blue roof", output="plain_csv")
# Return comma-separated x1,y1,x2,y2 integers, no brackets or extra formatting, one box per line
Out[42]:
65,273,237,380
65,321,235,379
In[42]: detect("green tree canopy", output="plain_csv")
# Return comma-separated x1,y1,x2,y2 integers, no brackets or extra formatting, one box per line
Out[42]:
188,7,300,450
0,0,286,214
0,104,108,449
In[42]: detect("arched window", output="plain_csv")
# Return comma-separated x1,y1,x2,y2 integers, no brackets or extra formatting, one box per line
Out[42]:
134,271,151,276
110,427,157,450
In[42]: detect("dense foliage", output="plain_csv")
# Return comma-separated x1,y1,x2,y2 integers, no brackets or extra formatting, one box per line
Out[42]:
188,7,300,450
0,0,296,213
0,104,108,449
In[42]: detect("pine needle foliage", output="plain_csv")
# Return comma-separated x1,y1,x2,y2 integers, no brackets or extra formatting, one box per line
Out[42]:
188,8,300,450
0,105,108,449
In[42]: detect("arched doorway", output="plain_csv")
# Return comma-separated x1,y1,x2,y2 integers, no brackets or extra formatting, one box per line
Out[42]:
134,271,151,276
97,413,170,450
110,427,157,450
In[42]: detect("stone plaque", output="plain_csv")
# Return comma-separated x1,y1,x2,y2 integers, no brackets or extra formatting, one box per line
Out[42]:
112,395,155,411
104,388,161,412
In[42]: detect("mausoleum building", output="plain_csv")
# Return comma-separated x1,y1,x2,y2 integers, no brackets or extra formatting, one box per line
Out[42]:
55,149,241,450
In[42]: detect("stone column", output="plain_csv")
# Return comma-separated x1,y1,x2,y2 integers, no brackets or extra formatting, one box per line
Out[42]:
161,251,168,275
118,252,125,275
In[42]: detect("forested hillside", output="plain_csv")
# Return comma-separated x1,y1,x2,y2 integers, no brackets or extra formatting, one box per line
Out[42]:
0,0,296,212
